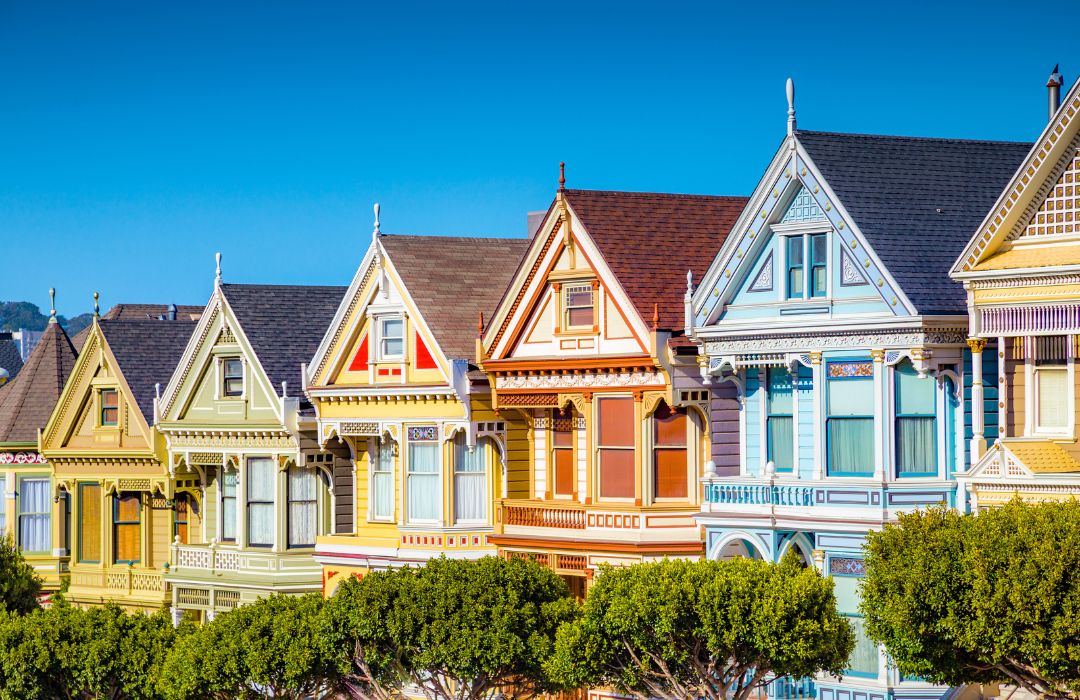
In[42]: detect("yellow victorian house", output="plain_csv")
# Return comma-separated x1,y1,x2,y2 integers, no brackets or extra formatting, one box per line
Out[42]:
157,272,347,622
0,295,79,594
40,304,197,611
952,71,1080,507
306,209,528,594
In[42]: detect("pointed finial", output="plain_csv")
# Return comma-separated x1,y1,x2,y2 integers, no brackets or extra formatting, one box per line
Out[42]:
786,77,796,136
373,202,381,238
686,270,693,294
215,252,222,286
48,288,57,324
558,162,566,191
477,311,485,337
652,303,660,330
93,291,100,320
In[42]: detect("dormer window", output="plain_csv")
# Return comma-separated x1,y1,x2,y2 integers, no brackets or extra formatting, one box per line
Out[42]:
378,317,404,360
786,234,828,299
564,284,594,329
222,358,243,397
100,389,119,427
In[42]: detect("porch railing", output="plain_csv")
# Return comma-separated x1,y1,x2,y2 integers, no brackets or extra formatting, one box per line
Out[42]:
502,502,586,530
704,481,816,507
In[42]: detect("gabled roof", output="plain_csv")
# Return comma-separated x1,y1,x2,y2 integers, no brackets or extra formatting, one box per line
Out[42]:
98,319,197,424
0,337,22,380
102,303,204,321
0,322,78,443
379,235,530,361
220,284,347,395
797,130,1031,314
565,189,747,331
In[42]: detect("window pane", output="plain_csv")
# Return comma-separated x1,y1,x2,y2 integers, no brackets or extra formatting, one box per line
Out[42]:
653,403,688,446
113,493,140,564
407,474,438,521
221,470,237,541
553,412,574,448
382,318,403,339
567,306,594,327
382,337,403,357
768,416,794,471
654,449,687,498
828,418,874,474
224,359,242,378
288,466,317,548
811,234,827,264
788,267,803,298
598,397,634,447
812,265,827,296
767,369,793,414
554,448,575,496
599,450,635,499
373,472,394,519
895,362,935,415
1038,368,1069,429
0,476,6,535
846,617,879,676
248,503,274,546
408,442,439,473
787,236,803,265
247,459,275,547
174,494,189,544
79,483,101,562
828,377,874,416
453,438,487,524
18,478,50,553
897,417,935,474
247,459,275,501
454,435,485,473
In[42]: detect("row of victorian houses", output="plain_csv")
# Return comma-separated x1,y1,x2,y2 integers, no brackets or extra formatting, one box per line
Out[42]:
3,71,1080,700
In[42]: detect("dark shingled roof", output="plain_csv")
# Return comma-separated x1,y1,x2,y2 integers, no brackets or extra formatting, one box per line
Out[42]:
379,235,531,361
796,130,1032,315
102,303,204,321
221,284,347,396
0,336,23,381
0,322,78,443
99,319,197,424
564,189,748,331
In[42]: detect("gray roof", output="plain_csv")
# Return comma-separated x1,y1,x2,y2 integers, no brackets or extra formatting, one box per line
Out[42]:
99,319,198,424
796,130,1032,315
0,337,22,381
220,284,347,397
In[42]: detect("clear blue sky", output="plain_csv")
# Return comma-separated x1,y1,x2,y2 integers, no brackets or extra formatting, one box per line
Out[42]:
2,1,1078,317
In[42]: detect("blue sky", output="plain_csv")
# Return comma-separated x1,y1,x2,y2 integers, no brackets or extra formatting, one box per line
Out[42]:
2,1,1078,317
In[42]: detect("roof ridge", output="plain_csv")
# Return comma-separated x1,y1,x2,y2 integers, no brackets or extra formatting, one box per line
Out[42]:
565,188,750,201
379,233,525,242
796,129,1033,147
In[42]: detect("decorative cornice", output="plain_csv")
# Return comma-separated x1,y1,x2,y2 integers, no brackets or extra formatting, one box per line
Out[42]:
495,370,665,391
704,327,967,356
0,451,46,465
489,220,560,356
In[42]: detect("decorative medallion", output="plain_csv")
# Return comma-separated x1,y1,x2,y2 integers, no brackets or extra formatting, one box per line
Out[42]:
339,421,380,436
840,249,869,287
0,451,47,465
829,557,866,576
827,361,873,378
406,425,438,442
748,253,774,292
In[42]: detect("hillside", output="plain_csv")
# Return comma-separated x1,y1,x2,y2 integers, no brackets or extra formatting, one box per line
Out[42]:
0,301,94,335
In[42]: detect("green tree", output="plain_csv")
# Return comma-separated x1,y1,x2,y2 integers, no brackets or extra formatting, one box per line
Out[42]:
0,534,42,614
322,555,579,700
0,600,184,700
548,556,853,700
862,501,1080,699
160,593,339,700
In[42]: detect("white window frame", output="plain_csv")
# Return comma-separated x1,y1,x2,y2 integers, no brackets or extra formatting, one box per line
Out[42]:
219,466,238,543
405,428,441,525
368,439,395,523
1025,336,1075,439
562,283,595,330
377,315,405,361
452,434,488,525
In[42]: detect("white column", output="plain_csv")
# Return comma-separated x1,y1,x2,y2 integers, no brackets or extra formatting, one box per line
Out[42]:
872,350,885,482
968,338,986,462
791,362,801,479
998,337,1007,438
811,353,824,480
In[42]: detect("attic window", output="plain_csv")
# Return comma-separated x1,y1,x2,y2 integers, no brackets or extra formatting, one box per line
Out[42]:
100,389,119,427
379,317,404,360
564,284,594,329
223,358,243,397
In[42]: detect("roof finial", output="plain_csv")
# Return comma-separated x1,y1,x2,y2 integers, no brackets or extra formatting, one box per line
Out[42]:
93,291,100,320
477,311,485,337
373,202,381,239
558,162,566,191
686,270,693,294
215,252,222,287
786,77,796,136
652,303,660,330
48,287,57,324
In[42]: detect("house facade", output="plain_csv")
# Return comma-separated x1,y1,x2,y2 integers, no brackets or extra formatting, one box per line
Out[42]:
307,216,529,595
952,74,1080,506
479,183,746,596
157,279,346,621
689,89,1030,700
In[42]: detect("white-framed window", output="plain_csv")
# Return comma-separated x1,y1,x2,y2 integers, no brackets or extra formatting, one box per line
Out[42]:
1031,335,1072,435
453,433,487,524
222,358,243,397
246,457,275,547
287,465,318,548
406,426,439,523
18,477,50,553
563,283,595,329
220,467,238,542
378,317,405,360
370,439,395,521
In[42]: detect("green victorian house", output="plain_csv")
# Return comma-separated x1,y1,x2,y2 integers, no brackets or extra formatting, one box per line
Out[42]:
157,265,349,622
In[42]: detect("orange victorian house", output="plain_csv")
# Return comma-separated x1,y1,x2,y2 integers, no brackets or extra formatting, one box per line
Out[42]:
479,176,747,594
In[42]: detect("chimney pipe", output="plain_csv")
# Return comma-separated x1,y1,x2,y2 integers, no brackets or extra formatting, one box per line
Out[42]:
167,303,177,321
1048,64,1064,122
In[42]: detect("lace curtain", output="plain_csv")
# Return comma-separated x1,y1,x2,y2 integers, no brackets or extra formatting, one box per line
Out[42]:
288,466,317,548
18,478,50,552
453,435,486,523
247,458,275,546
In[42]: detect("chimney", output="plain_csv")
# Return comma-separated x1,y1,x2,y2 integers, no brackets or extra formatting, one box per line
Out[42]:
1048,64,1064,122
167,303,177,321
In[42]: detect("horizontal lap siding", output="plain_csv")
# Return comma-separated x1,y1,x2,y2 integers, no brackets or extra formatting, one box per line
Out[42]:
710,380,740,477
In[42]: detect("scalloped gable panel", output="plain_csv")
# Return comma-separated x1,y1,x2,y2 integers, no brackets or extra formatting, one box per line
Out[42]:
694,149,904,327
1010,146,1080,242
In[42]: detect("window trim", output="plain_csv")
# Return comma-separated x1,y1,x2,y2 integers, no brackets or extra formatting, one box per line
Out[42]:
377,315,406,361
595,395,637,503
221,357,244,398
368,439,396,523
562,282,596,331
766,367,795,473
99,388,119,427
112,492,141,565
825,360,875,478
893,361,938,478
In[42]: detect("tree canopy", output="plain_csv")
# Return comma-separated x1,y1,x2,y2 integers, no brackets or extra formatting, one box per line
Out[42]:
862,500,1080,699
0,534,42,615
547,555,853,700
322,555,579,700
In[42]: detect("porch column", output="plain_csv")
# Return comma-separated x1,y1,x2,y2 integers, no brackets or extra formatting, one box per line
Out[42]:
810,353,824,480
967,338,987,462
997,337,1007,438
871,350,885,482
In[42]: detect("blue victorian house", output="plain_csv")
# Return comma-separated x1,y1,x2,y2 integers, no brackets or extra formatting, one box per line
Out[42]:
687,81,1029,700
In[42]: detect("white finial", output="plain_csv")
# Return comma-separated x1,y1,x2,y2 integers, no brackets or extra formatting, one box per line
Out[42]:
281,380,287,398
93,291,100,320
686,270,693,293
786,77,796,136
48,288,57,324
373,202,381,238
155,382,161,399
215,252,222,286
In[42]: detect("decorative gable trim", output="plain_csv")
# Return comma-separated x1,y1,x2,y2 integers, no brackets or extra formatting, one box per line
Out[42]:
748,253,774,292
306,244,378,388
840,247,870,287
159,291,222,419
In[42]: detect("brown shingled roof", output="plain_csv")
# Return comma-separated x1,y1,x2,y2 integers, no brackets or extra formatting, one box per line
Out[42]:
0,322,78,444
102,303,204,321
563,189,748,332
379,234,531,362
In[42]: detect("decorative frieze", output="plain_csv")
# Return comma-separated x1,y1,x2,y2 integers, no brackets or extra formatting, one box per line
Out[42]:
167,433,295,450
828,557,866,576
0,451,47,465
338,422,380,436
979,303,1080,336
703,328,967,355
495,370,664,390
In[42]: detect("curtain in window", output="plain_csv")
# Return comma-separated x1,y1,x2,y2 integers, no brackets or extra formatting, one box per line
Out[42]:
1037,368,1069,429
79,483,102,562
827,371,874,475
767,369,794,471
18,478,50,552
247,459,275,547
453,435,486,522
407,442,439,522
113,493,141,564
846,617,879,676
653,402,688,498
371,441,394,520
221,470,238,542
287,466,317,547
598,397,635,498
895,361,936,474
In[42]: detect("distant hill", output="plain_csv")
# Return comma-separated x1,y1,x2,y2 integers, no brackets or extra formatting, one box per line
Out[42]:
0,301,93,336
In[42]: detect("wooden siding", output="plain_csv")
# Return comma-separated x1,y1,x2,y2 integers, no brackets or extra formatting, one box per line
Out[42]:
710,380,740,476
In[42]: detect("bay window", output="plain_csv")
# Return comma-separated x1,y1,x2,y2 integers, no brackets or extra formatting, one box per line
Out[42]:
79,482,101,562
653,402,688,499
287,465,317,548
371,439,394,521
894,360,936,476
453,434,486,523
826,361,875,476
221,468,238,542
246,458,275,547
407,427,439,522
174,493,190,544
17,477,50,553
1034,335,1070,433
766,368,794,472
552,409,575,497
598,396,635,499
113,492,141,564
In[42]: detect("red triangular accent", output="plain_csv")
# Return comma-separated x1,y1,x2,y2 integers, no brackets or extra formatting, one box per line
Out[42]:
415,333,437,370
348,334,369,371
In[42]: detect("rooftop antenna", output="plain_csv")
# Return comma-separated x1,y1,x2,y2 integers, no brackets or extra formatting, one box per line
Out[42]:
215,252,222,287
786,77,796,136
93,291,100,320
48,287,57,325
